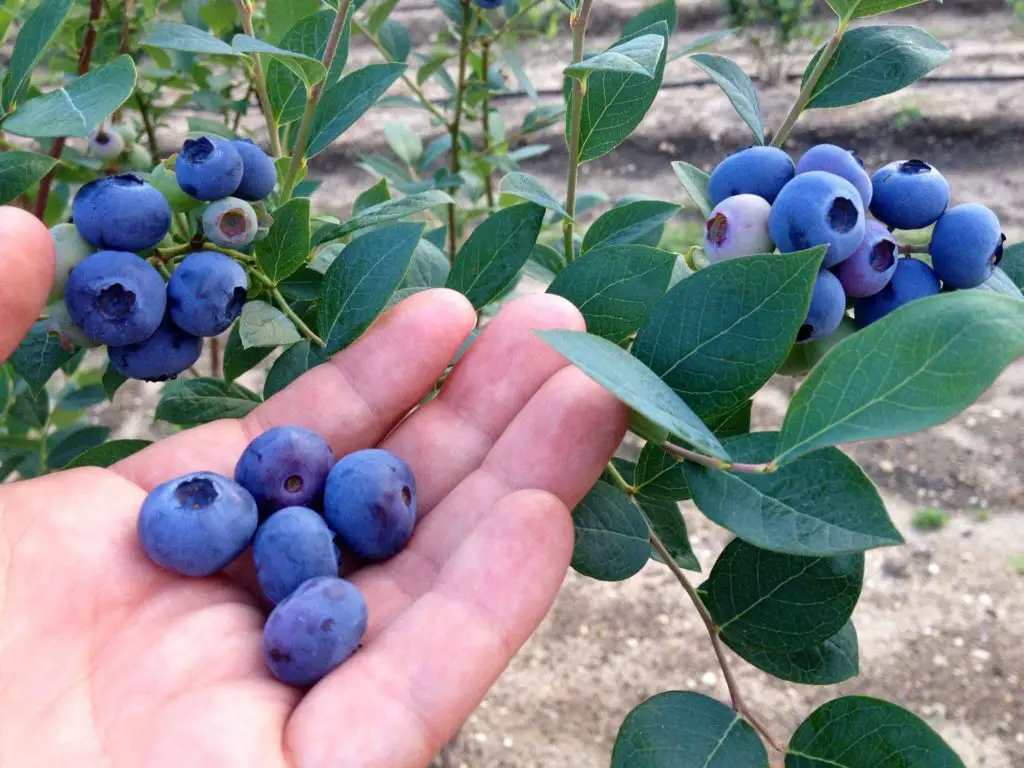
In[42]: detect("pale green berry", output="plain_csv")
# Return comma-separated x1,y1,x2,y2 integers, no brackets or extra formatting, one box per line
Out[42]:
151,161,201,213
45,301,99,351
49,223,94,303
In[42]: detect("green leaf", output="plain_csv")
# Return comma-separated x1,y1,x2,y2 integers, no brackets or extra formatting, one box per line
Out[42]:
498,172,570,219
102,363,127,400
974,266,1023,299
446,203,546,309
3,56,138,138
59,384,107,412
238,300,301,348
777,292,1024,463
623,0,677,39
187,116,239,140
640,496,700,572
156,378,262,427
231,35,326,87
9,387,48,430
9,322,72,394
305,63,406,158
318,222,422,353
727,620,859,686
670,161,713,217
574,22,669,163
633,248,825,425
0,150,57,205
48,426,111,470
320,190,453,241
548,244,675,344
613,692,768,768
536,330,728,460
383,122,422,165
223,323,274,384
571,481,651,581
399,238,450,293
266,0,322,45
805,25,950,110
141,22,235,54
267,10,335,124
670,28,735,60
825,0,930,21
999,242,1024,291
565,33,665,80
378,18,411,63
582,200,679,254
702,538,864,653
686,432,902,556
524,242,567,282
257,197,311,283
634,442,690,501
786,697,965,767
64,439,153,469
263,340,325,398
353,178,391,214
1,0,74,110
690,54,763,144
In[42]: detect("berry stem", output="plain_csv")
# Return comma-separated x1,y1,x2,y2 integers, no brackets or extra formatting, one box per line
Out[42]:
281,0,353,201
562,0,595,264
899,242,929,255
481,38,496,211
770,20,848,149
660,439,778,475
447,0,474,263
233,0,283,157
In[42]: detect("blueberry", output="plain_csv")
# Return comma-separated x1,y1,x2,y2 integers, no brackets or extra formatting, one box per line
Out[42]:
869,159,950,230
110,122,140,145
151,162,202,213
108,313,203,382
798,269,846,343
834,219,899,298
44,301,98,352
124,144,154,172
64,250,167,345
768,171,866,268
708,146,795,206
928,203,1005,289
201,197,259,248
254,507,341,604
138,472,258,577
231,139,277,201
234,426,336,517
72,174,172,252
475,0,505,6
703,194,775,263
323,449,417,561
166,250,248,337
795,144,873,208
88,129,125,160
176,137,244,201
263,577,368,686
49,223,94,302
854,257,940,327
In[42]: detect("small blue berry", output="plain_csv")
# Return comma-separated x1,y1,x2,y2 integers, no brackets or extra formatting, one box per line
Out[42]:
323,449,417,561
263,576,368,686
703,194,774,262
201,197,259,248
708,146,795,206
795,144,873,208
176,137,243,201
798,269,846,343
108,314,203,382
254,507,341,604
72,174,171,252
231,139,277,201
929,204,1005,289
64,250,166,346
235,426,336,517
769,171,866,267
138,472,258,577
475,0,505,6
167,250,248,337
834,219,899,298
854,257,940,327
870,159,950,230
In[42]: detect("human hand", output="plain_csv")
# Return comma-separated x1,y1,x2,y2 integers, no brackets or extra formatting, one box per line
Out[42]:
0,206,627,767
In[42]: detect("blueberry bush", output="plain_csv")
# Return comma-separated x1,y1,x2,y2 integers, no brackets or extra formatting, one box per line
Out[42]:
2,0,1023,763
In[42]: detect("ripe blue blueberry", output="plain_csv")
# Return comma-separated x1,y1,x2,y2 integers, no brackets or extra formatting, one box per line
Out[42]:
703,194,774,262
201,197,259,248
795,144,873,208
708,146,795,206
768,171,866,267
88,129,125,160
176,136,243,201
138,471,258,577
869,159,950,230
254,507,341,604
231,139,277,201
928,203,1005,289
167,250,248,337
263,576,368,686
854,257,941,327
323,449,417,561
798,269,846,343
235,426,336,517
49,223,94,302
476,0,505,6
108,314,203,382
64,250,167,346
834,219,899,298
72,174,172,252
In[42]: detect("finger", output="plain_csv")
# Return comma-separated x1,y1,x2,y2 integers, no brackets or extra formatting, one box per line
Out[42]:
0,206,54,362
383,292,585,514
114,289,476,490
287,490,574,768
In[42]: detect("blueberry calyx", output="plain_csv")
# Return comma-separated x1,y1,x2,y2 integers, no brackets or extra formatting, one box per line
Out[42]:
797,323,814,343
899,159,932,175
705,213,729,246
870,240,897,273
97,283,136,319
175,477,218,509
990,233,1007,267
828,198,858,233
182,137,215,164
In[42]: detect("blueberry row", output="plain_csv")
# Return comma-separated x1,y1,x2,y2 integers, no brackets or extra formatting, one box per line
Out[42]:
138,425,418,686
701,144,1006,346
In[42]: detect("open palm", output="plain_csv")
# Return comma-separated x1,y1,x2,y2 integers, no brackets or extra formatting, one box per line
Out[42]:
0,208,627,768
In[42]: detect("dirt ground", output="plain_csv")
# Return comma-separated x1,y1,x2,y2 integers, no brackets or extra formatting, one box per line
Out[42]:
105,2,1024,765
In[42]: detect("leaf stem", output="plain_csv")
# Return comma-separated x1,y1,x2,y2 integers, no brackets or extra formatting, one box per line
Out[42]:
233,0,282,157
562,0,594,263
447,0,473,262
604,461,634,495
660,440,777,475
771,20,847,148
481,38,495,210
281,0,353,201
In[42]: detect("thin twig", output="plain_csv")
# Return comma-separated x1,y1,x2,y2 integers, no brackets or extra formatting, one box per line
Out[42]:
899,242,929,255
660,440,777,475
447,0,473,262
561,0,594,263
233,0,282,156
209,337,222,377
481,38,495,210
135,92,160,165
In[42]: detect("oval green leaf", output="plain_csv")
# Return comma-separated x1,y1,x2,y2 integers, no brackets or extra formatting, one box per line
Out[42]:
2,0,74,111
64,439,153,470
690,53,763,144
319,190,453,242
257,197,311,283
498,172,570,219
999,242,1024,291
10,322,72,394
634,442,691,501
565,33,665,80
156,378,262,427
582,199,680,254
826,0,930,21
238,300,301,349
0,151,58,206
304,63,406,157
141,22,236,54
726,620,859,686
571,481,651,581
224,323,274,384
670,161,713,217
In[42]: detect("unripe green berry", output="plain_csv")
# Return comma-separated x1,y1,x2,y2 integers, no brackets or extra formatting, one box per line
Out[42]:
111,122,140,145
151,160,202,213
124,144,153,171
45,301,99,352
49,223,94,303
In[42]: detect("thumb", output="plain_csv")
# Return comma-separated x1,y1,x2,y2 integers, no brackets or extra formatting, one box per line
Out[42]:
0,206,54,363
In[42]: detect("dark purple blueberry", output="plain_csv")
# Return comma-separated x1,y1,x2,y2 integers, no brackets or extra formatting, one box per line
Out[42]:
234,426,336,517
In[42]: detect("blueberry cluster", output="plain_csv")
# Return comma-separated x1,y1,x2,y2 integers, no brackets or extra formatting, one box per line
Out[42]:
46,136,278,382
137,426,419,686
703,145,1005,346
